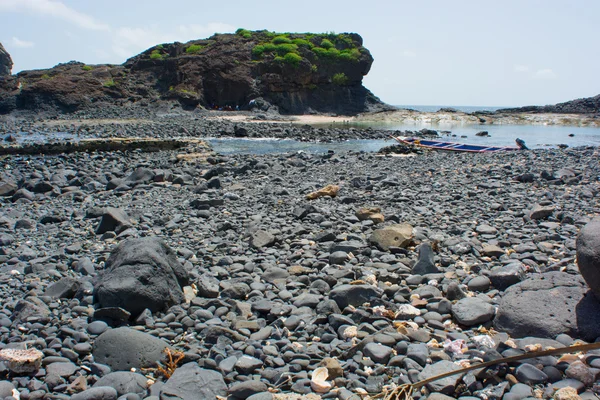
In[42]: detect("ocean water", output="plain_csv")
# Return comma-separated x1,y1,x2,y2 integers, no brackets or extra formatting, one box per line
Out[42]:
371,122,600,148
395,105,503,113
207,121,600,155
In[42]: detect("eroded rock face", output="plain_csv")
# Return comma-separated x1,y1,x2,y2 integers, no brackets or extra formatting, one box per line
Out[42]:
0,43,12,77
0,31,391,115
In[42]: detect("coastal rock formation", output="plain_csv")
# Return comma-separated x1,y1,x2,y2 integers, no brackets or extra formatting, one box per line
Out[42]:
0,42,12,76
497,94,600,114
0,30,390,115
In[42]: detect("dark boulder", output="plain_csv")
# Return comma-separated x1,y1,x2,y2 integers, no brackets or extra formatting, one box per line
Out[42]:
160,363,227,400
94,237,189,315
495,272,600,341
92,327,170,371
577,217,600,300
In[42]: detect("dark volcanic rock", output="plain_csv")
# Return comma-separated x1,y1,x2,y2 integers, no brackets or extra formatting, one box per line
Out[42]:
160,363,227,400
0,42,12,76
495,272,600,341
0,31,391,115
452,297,495,326
71,387,118,400
95,207,132,234
577,217,600,300
497,94,600,114
93,372,148,397
329,284,383,309
92,327,170,371
412,243,440,275
94,237,189,315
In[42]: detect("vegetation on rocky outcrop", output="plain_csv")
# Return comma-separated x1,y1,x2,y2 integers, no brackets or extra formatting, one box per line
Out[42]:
0,30,390,115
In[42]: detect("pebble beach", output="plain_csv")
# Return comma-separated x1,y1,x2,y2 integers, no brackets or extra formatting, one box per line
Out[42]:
1,114,600,400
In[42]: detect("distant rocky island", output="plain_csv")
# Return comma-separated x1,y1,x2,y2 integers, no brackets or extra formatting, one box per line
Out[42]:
0,30,392,116
496,94,600,115
0,30,599,118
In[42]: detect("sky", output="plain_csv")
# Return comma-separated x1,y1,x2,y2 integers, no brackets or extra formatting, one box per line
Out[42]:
1,0,599,107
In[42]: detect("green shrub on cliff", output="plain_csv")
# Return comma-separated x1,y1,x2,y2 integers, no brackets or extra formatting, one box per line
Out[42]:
103,78,116,87
251,31,363,65
236,28,252,38
320,39,334,49
185,44,205,54
252,43,277,57
338,48,361,62
150,49,166,60
283,52,302,67
332,73,348,85
82,65,93,71
292,38,313,48
274,43,298,56
313,46,339,59
272,35,293,44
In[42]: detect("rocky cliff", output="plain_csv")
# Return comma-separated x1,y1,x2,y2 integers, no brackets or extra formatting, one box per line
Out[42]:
0,30,391,115
497,94,600,114
0,43,12,77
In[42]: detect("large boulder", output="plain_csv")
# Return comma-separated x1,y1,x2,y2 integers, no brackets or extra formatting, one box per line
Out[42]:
577,217,600,300
92,327,171,371
94,237,189,315
0,43,12,76
494,272,600,341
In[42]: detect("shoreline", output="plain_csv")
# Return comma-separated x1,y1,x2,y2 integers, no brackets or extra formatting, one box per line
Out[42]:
14,109,598,130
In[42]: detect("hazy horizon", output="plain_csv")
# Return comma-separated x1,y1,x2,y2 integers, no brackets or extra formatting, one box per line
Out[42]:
1,0,599,107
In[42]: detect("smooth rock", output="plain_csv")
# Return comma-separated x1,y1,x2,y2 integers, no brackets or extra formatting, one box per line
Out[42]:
160,363,227,400
329,284,383,309
576,217,600,300
451,297,495,326
92,327,170,371
93,372,148,397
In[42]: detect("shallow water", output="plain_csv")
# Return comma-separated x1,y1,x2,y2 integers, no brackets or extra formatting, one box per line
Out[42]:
6,131,81,144
315,121,600,148
206,138,393,155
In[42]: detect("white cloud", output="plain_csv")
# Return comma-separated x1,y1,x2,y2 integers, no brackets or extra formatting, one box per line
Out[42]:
0,0,110,31
111,23,235,60
533,68,557,80
178,23,236,38
402,50,416,58
514,64,529,72
10,37,34,48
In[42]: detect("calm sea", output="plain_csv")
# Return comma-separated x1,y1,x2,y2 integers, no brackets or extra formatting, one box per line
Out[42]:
395,105,503,113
